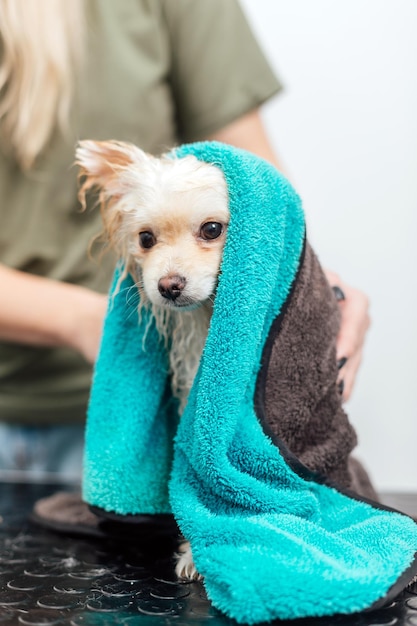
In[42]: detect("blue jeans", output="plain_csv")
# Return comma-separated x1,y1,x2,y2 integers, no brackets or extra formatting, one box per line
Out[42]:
0,423,85,483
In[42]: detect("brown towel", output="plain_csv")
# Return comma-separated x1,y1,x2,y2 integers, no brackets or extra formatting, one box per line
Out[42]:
261,243,377,500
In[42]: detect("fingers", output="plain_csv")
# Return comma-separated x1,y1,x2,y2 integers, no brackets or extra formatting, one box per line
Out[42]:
339,349,363,401
324,269,371,402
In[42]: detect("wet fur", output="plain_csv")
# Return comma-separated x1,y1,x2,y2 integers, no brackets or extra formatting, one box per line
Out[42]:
76,140,230,577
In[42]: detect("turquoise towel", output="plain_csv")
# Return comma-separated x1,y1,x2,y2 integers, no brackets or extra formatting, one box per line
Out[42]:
83,142,417,623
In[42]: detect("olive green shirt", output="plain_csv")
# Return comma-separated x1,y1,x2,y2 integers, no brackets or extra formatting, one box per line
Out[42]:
0,0,281,424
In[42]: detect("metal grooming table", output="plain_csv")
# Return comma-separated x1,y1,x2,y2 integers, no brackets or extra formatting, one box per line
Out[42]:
0,482,416,626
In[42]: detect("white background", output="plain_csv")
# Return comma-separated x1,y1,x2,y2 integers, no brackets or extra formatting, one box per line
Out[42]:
241,0,417,492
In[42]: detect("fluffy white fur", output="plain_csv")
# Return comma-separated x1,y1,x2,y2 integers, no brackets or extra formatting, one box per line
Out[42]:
76,140,229,579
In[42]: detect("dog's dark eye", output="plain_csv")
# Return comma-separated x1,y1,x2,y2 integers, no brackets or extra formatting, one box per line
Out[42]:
200,222,223,240
139,231,156,249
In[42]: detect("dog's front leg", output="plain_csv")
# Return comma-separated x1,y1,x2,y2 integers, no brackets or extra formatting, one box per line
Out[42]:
175,541,202,580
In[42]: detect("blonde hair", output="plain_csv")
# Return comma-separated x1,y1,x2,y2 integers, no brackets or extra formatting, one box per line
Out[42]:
0,0,84,169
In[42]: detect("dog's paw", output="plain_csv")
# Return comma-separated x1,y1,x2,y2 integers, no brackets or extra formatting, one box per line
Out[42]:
175,541,202,581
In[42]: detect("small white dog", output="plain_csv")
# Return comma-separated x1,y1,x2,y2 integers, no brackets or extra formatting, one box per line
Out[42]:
76,140,230,580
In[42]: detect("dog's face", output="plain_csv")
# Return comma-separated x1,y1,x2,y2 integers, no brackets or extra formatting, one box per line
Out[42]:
132,168,229,309
76,141,229,309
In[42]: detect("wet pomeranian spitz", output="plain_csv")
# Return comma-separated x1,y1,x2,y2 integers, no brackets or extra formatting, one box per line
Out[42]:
76,139,230,579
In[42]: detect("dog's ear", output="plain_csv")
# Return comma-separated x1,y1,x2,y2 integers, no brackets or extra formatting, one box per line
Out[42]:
75,140,149,207
75,140,151,257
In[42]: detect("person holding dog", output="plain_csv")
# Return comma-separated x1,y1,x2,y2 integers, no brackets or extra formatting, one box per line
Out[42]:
0,0,369,479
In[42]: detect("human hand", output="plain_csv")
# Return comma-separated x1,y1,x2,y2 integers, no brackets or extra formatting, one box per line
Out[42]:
68,290,108,364
324,270,371,401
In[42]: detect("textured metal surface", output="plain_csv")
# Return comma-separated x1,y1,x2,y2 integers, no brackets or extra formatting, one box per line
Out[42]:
0,482,416,625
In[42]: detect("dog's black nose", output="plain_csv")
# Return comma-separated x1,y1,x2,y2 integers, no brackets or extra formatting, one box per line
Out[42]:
158,275,187,301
